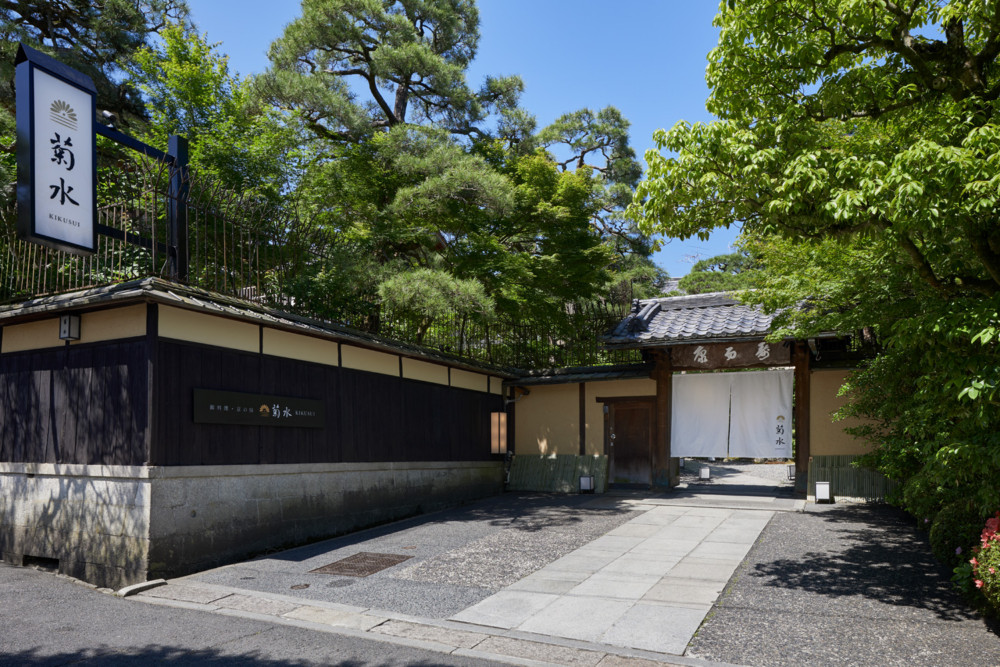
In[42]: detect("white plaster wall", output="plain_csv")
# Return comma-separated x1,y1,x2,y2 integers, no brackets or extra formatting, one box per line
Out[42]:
0,464,150,588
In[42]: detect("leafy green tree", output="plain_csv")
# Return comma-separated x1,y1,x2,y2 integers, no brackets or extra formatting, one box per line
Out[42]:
538,106,663,300
629,1,1000,519
538,107,640,240
678,252,750,294
481,148,613,313
132,23,295,199
286,124,612,329
261,1,630,334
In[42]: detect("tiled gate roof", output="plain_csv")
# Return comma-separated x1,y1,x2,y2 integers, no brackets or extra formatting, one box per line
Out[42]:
604,292,774,348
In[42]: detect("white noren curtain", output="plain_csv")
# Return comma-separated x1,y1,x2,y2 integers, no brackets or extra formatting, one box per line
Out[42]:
671,370,793,458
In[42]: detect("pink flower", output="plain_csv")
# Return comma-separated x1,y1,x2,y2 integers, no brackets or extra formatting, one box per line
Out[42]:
971,557,979,567
976,580,984,589
984,513,1000,541
990,567,996,575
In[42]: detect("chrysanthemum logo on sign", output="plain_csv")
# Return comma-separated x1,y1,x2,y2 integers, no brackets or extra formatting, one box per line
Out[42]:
49,99,77,130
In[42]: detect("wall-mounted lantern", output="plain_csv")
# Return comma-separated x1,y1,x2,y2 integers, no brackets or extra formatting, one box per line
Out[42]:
59,313,80,341
490,411,507,455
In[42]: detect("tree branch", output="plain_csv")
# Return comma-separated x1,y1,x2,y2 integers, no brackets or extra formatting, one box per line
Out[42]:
895,231,951,296
970,231,1000,290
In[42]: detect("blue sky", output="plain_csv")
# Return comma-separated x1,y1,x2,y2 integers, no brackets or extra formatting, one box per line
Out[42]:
186,0,737,278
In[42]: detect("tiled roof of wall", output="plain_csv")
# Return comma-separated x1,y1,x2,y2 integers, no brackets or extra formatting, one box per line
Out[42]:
0,277,517,377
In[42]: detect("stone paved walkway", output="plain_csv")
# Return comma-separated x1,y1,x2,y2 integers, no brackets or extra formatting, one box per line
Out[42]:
453,504,773,655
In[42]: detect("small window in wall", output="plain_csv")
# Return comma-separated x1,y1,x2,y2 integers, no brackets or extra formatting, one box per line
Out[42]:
491,412,507,454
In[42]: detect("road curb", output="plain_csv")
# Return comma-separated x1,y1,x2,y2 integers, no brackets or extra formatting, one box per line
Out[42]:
117,578,166,597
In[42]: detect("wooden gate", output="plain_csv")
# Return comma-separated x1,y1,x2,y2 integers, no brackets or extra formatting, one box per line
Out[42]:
601,397,654,487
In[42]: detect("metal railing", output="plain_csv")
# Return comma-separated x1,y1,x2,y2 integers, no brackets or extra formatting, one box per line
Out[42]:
0,132,640,370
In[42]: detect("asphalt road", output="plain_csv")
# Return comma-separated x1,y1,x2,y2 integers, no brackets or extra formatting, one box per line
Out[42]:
0,562,501,667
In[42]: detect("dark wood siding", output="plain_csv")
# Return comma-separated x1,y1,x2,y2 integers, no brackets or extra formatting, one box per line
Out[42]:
0,340,149,465
259,353,335,464
151,340,501,466
153,341,262,466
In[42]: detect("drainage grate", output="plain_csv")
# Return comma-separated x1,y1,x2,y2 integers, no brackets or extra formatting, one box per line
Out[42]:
309,552,412,577
22,555,59,572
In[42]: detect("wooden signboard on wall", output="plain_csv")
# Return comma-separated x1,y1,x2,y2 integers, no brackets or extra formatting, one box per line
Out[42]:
193,389,324,428
671,340,791,371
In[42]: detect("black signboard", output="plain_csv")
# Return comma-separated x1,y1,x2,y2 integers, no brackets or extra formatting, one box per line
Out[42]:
193,389,324,428
15,43,97,255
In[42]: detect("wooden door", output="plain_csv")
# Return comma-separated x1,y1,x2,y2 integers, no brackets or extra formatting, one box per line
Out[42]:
606,399,654,487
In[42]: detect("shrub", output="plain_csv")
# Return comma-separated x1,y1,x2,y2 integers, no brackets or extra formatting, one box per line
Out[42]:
972,512,1000,613
930,501,988,568
902,470,950,526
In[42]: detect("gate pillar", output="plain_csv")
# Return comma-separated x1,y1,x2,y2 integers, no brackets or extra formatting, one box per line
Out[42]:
793,342,811,494
651,349,676,488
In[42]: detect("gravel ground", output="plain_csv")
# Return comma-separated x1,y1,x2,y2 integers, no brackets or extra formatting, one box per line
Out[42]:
189,493,644,618
688,503,1000,666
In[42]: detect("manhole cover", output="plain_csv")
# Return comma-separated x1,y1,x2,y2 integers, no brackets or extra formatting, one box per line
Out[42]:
309,552,412,577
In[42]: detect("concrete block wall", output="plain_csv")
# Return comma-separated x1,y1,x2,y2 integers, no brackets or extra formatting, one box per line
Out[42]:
0,463,150,588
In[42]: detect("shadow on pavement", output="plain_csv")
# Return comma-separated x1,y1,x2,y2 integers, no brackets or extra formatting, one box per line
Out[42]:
748,504,981,622
673,482,797,498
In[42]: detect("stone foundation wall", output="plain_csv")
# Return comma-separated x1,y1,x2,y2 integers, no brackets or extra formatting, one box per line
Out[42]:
146,461,503,580
1,461,503,588
0,463,150,588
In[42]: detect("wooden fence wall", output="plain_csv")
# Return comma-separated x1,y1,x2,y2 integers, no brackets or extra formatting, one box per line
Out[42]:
0,340,149,466
0,336,501,467
808,454,900,502
152,339,501,466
